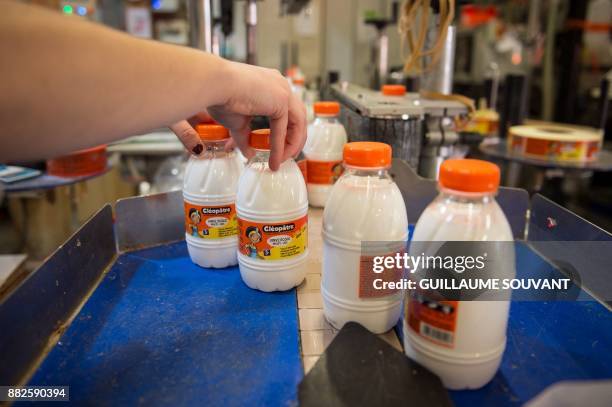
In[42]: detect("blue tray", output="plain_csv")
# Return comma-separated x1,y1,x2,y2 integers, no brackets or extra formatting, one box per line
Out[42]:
27,242,302,406
26,241,612,406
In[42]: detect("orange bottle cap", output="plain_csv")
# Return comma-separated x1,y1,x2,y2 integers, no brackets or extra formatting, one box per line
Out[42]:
343,142,392,168
293,77,305,85
381,84,406,96
196,124,229,141
439,159,500,193
249,128,271,150
314,101,340,116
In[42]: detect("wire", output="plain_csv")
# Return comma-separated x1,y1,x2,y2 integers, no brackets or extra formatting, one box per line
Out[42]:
420,90,476,129
398,0,455,74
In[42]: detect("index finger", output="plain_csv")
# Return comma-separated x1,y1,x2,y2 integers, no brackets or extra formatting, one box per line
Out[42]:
282,94,307,161
169,120,204,156
268,106,289,171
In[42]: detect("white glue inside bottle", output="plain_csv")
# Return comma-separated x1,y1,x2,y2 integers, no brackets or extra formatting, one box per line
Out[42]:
322,142,408,333
303,101,347,208
183,124,243,268
236,128,308,292
403,158,515,390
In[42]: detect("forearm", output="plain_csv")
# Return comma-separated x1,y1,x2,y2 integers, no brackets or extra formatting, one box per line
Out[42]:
0,1,230,161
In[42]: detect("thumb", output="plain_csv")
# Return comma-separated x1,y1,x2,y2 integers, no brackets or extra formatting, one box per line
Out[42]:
224,138,236,152
170,120,203,156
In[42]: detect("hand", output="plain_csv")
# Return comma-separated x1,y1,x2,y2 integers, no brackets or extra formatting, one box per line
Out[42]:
170,61,307,171
169,111,238,156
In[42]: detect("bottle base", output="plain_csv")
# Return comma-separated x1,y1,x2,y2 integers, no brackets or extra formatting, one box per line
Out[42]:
402,321,505,390
238,252,307,292
321,287,402,334
186,234,238,269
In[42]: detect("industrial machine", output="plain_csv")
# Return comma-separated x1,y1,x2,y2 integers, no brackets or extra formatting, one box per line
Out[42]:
331,83,473,179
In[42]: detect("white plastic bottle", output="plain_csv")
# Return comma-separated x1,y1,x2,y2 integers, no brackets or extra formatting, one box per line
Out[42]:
291,77,306,102
403,159,515,390
236,129,308,292
303,101,348,208
304,89,317,124
322,142,408,333
183,124,243,268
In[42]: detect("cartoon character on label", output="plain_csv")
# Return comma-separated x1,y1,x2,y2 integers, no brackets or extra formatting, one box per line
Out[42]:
244,226,263,259
331,162,344,183
188,208,201,237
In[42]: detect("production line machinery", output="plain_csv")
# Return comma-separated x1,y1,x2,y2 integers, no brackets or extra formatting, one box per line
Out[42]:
330,83,479,179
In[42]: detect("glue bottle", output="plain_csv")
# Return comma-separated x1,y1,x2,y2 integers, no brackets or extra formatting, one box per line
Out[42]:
183,124,243,268
322,142,408,333
236,129,308,292
303,101,347,208
291,77,306,102
403,159,515,389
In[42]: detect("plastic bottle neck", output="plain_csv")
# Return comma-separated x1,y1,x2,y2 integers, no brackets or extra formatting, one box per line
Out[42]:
438,187,496,205
314,115,339,124
247,149,272,169
199,140,231,159
343,165,390,179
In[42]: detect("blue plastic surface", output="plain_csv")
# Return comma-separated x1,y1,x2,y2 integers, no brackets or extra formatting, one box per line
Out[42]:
28,242,302,406
26,233,611,406
449,243,612,406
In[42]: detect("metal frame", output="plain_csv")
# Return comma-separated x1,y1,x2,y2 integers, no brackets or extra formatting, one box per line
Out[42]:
0,205,116,385
331,83,467,118
527,194,612,307
115,190,184,253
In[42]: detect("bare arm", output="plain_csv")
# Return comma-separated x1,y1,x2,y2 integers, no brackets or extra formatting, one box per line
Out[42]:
0,1,305,169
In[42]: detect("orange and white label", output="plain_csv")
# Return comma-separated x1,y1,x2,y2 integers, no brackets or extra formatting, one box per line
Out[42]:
358,252,404,298
509,136,600,162
238,215,308,260
297,159,308,182
184,202,238,239
407,294,458,348
306,160,344,185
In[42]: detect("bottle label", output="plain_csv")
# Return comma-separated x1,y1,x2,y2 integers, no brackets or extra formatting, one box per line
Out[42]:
184,202,238,239
306,159,344,185
238,215,308,260
359,252,404,298
406,294,458,348
297,159,308,182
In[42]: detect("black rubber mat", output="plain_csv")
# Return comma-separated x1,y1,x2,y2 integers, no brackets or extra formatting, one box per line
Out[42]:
299,322,453,407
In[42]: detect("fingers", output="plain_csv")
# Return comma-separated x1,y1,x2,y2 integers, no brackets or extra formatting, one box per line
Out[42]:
187,110,213,127
206,62,307,170
283,94,308,161
227,120,254,160
229,128,254,160
268,105,289,171
208,106,255,159
224,138,236,152
170,120,203,155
